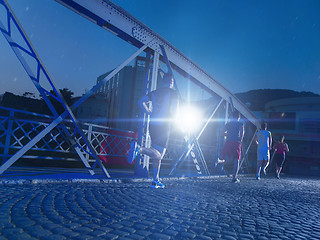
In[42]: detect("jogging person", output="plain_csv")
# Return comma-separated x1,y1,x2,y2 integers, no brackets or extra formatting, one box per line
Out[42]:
127,73,179,188
256,122,272,180
221,111,244,183
273,135,289,179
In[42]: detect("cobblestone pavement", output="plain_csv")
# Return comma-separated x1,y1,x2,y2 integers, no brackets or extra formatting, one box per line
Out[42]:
0,176,319,240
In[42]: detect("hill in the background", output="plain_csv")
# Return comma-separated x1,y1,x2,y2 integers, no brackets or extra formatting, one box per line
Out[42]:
235,89,320,111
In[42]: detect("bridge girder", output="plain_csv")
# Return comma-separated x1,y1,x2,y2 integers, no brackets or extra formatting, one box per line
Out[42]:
55,0,260,129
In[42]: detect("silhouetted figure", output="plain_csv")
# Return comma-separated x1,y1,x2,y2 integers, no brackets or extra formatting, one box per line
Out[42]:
222,111,244,183
273,135,289,179
256,122,272,180
127,73,179,188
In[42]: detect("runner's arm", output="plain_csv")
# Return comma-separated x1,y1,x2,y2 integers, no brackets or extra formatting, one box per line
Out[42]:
138,95,152,114
269,132,272,150
285,143,289,152
240,123,245,142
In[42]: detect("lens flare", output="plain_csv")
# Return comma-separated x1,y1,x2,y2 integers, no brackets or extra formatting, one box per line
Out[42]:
176,105,202,133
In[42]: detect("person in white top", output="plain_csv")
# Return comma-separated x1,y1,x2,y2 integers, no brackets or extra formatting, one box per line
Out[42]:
256,122,272,180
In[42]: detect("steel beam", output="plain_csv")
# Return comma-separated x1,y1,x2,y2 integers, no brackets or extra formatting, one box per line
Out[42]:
55,0,260,129
0,0,151,176
1,0,108,176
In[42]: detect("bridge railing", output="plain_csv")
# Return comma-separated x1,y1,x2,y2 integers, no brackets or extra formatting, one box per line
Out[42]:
0,106,136,164
0,106,221,174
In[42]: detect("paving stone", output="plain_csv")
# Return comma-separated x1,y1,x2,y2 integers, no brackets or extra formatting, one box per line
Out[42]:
62,231,80,238
133,224,148,230
41,234,67,240
207,225,222,232
149,223,169,232
24,225,52,238
218,223,231,229
122,234,145,240
51,227,72,234
72,234,95,240
74,226,94,234
238,235,255,240
119,220,135,227
149,233,171,240
278,236,291,240
168,225,188,232
197,235,213,240
178,231,197,239
221,230,237,237
8,233,38,240
135,230,152,237
96,226,113,233
1,227,23,237
256,237,269,240
204,231,222,238
190,226,207,234
109,229,130,237
121,227,136,234
0,176,318,240
311,232,320,239
88,229,107,237
222,235,237,240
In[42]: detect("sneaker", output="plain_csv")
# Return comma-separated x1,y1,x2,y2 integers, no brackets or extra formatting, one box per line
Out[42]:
276,174,280,179
217,158,225,164
256,175,261,180
232,178,240,183
127,141,140,164
151,181,165,189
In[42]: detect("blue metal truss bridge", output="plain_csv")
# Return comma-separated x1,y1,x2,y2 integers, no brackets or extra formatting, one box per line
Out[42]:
0,0,260,178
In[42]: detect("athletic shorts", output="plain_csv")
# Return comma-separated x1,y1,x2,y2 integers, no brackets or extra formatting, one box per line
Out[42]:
222,140,241,161
149,123,170,149
275,154,285,167
257,148,270,161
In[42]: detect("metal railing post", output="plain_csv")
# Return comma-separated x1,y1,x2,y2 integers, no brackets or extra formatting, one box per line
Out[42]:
86,124,93,161
2,110,14,164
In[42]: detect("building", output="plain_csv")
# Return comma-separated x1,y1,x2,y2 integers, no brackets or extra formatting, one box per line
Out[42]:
73,93,109,125
95,56,147,131
263,97,320,176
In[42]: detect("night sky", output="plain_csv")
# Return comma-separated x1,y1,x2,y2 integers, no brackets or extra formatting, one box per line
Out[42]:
0,0,319,100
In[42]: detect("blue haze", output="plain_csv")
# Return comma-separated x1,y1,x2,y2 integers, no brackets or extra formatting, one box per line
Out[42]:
0,0,319,99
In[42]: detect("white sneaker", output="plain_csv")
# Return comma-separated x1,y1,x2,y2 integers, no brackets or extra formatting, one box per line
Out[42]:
150,181,165,189
232,178,240,183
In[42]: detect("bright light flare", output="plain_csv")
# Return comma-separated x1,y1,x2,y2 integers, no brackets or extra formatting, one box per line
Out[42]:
176,105,202,133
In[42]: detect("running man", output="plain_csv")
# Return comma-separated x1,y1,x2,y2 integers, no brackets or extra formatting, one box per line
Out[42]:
127,73,179,188
222,111,244,183
256,122,272,180
273,135,289,179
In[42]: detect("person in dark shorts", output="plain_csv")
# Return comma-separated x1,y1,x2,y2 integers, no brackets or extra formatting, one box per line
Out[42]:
222,111,244,183
273,135,289,179
127,73,179,188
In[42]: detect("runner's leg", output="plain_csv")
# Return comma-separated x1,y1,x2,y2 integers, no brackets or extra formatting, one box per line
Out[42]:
263,159,270,174
140,147,161,160
256,160,263,179
153,148,166,182
233,157,240,179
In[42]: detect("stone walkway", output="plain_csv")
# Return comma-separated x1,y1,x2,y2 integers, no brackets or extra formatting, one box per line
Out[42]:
0,175,319,239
